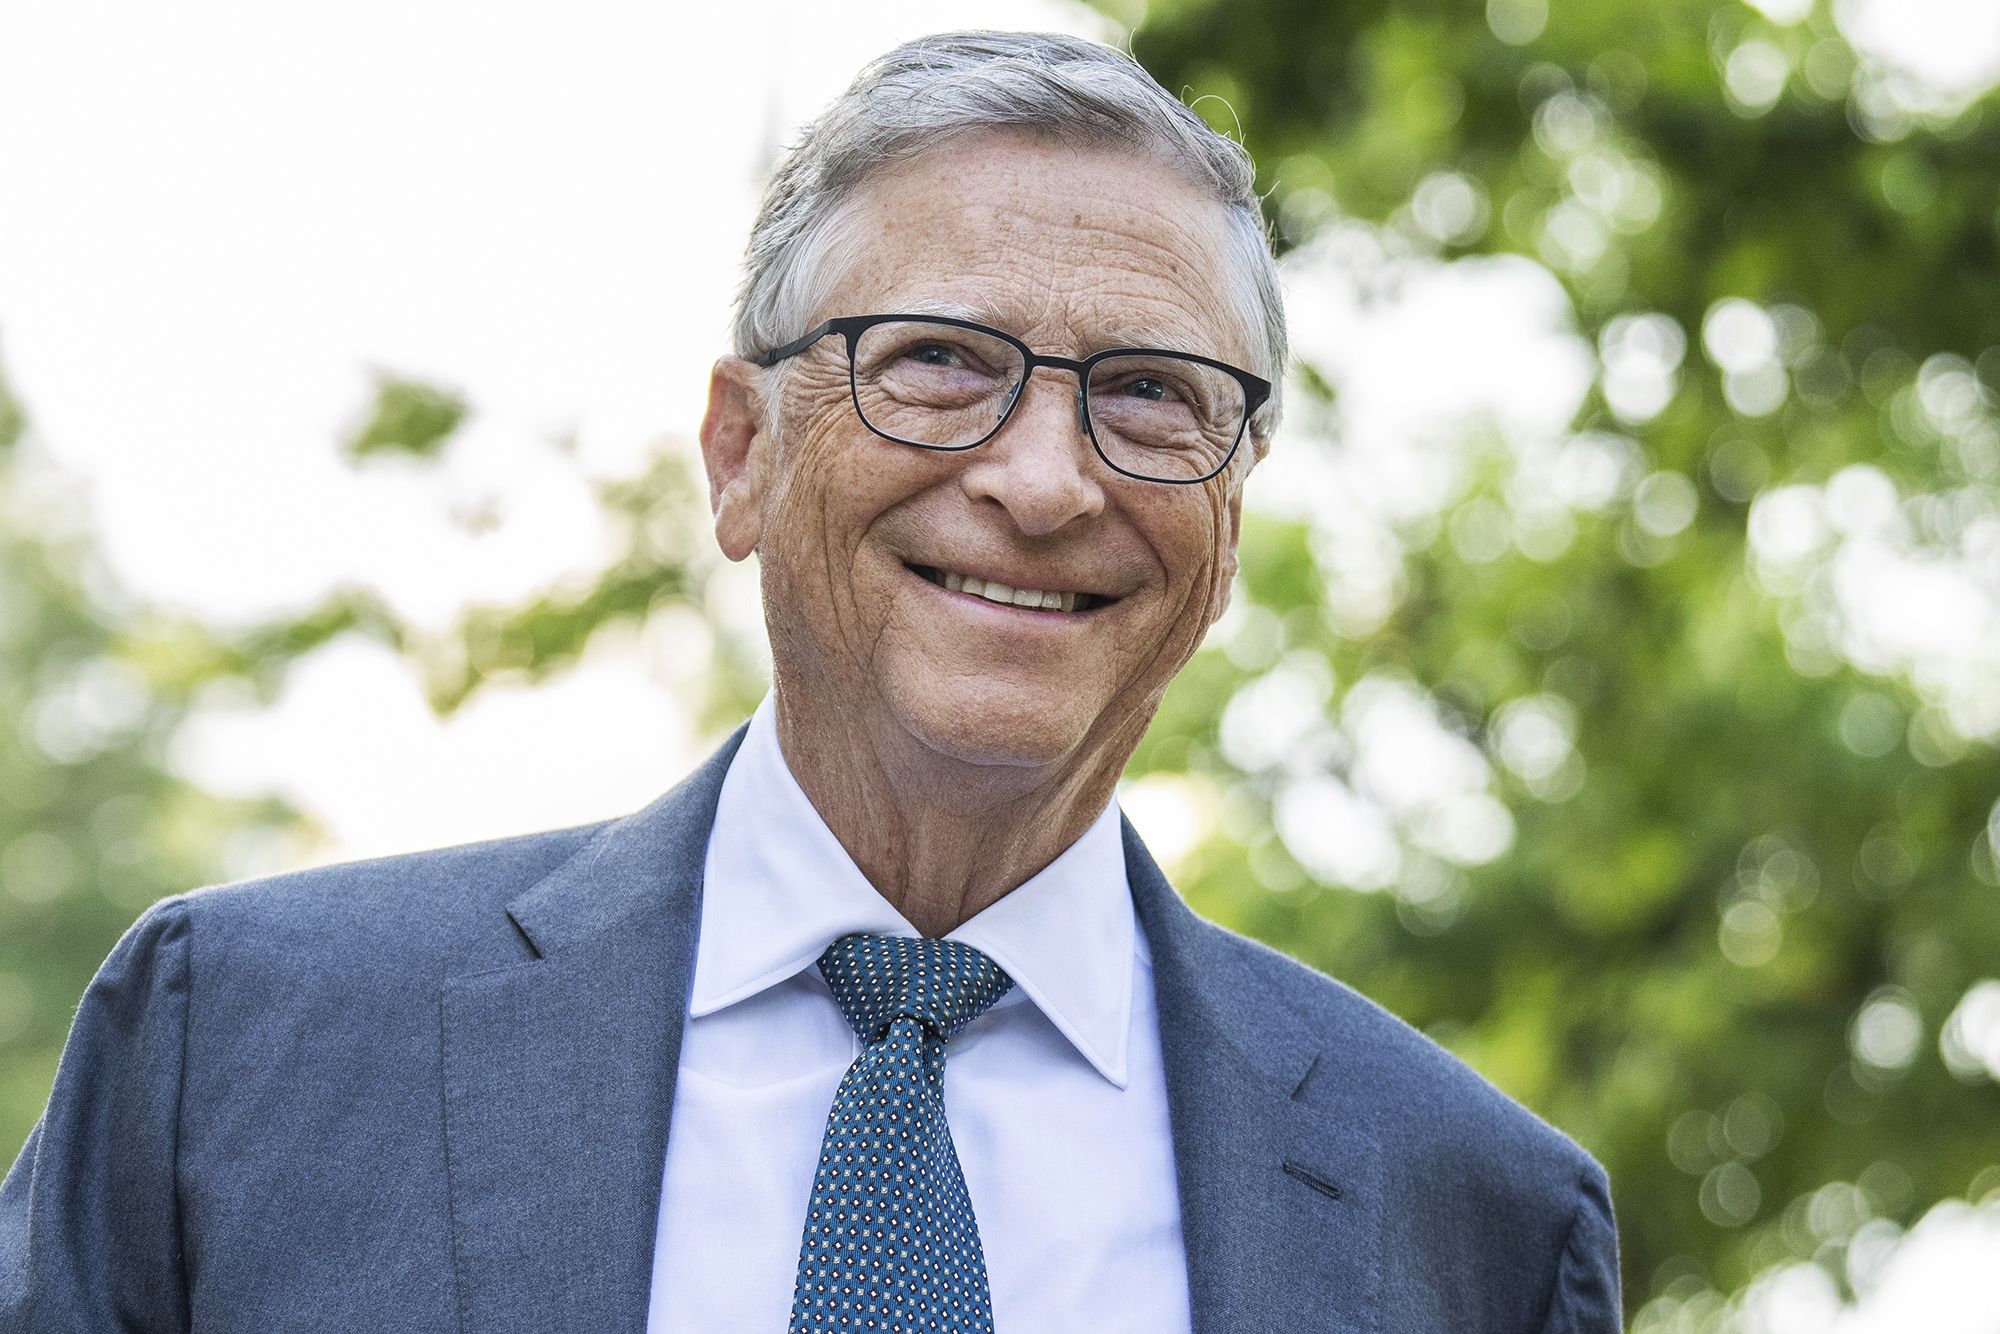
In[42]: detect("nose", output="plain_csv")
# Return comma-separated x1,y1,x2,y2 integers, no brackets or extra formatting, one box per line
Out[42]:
958,369,1107,536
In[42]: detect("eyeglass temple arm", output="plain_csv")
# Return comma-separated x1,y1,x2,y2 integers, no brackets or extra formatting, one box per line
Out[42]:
749,320,844,368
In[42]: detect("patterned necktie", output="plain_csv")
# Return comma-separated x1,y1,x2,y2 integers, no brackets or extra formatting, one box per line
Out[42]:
788,932,1015,1334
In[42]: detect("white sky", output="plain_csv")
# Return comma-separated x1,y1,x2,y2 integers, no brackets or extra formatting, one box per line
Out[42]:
0,0,1116,633
0,0,1115,848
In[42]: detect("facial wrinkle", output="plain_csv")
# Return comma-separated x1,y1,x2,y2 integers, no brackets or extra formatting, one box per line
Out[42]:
736,130,1262,937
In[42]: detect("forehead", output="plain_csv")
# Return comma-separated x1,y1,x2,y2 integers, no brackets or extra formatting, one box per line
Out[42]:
818,130,1251,367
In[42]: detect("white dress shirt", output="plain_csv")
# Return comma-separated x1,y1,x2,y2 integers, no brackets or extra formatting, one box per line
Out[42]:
645,693,1192,1332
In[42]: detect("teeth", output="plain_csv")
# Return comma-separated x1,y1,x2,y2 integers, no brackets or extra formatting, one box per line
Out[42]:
923,566,1085,613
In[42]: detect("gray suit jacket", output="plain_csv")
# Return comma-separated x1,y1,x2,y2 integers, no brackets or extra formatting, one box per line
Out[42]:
1,724,1621,1332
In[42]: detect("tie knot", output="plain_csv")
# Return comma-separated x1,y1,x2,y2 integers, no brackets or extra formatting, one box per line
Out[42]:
816,933,1014,1044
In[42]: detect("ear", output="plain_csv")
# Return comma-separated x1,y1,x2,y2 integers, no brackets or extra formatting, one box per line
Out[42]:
698,357,772,562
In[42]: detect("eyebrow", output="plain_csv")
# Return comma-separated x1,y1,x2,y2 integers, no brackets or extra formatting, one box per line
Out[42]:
890,297,1205,358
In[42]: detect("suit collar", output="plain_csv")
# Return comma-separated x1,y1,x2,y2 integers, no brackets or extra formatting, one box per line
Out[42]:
499,728,745,960
689,691,1138,1086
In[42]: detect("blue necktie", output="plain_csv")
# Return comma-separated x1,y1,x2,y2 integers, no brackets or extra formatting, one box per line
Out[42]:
788,933,1015,1334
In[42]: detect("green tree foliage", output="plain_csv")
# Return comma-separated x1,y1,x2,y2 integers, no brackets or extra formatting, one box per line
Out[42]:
1105,0,2000,1319
0,358,313,1143
342,370,469,463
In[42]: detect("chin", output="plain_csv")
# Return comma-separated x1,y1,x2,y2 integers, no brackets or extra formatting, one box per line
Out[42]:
882,675,1097,770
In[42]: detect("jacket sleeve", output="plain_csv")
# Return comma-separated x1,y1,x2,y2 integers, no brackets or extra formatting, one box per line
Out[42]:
1537,1160,1623,1334
0,898,194,1334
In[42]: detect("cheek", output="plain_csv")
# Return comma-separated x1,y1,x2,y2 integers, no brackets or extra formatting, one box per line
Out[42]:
760,398,946,609
768,364,869,507
1150,486,1233,605
763,362,857,509
758,413,867,619
1159,488,1239,663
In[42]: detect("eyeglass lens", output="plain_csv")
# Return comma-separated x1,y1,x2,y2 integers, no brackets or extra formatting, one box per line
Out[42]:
850,319,1245,482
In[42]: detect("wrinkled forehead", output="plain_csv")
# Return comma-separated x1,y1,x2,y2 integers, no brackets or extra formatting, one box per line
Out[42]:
815,132,1255,368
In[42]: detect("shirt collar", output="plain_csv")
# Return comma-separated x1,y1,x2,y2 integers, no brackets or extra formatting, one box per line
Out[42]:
691,692,1135,1088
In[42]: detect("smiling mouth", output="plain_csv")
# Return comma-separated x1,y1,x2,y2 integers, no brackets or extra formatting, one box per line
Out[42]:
906,563,1112,614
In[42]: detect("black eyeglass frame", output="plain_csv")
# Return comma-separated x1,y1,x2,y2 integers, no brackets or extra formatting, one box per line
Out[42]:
750,312,1273,486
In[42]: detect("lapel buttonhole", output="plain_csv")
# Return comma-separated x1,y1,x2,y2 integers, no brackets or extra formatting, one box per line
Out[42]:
1281,1159,1343,1201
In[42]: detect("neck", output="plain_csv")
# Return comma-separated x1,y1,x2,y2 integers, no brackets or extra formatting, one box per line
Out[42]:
770,687,1141,937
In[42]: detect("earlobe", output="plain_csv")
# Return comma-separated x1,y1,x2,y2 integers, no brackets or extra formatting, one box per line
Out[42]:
698,357,771,562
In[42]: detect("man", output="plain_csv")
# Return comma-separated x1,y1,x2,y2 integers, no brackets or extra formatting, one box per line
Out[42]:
1,30,1621,1334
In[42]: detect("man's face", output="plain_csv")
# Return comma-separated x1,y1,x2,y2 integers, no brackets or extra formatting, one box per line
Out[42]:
718,130,1259,774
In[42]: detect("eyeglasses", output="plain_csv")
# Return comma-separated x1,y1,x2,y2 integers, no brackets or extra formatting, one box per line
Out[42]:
750,313,1271,485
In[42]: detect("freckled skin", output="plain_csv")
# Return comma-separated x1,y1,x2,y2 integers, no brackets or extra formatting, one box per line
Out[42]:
699,129,1265,936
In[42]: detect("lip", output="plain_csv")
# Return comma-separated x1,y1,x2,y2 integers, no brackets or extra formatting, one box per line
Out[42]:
901,561,1115,620
901,559,1122,606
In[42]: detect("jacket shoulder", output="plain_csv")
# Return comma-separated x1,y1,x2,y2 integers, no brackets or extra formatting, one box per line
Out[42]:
175,815,617,983
1150,888,1622,1328
1206,918,1603,1188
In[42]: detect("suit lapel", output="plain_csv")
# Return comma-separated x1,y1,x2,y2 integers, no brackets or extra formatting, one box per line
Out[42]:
437,731,1378,1332
440,728,747,1334
1125,819,1385,1334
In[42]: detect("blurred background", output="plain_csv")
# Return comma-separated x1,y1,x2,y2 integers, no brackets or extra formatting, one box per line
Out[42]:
3,0,1998,1327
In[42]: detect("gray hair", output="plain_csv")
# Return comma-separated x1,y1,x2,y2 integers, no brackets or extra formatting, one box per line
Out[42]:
731,30,1286,448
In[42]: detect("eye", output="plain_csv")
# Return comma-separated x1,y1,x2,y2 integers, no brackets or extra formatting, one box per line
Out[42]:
907,341,968,369
1120,376,1180,402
